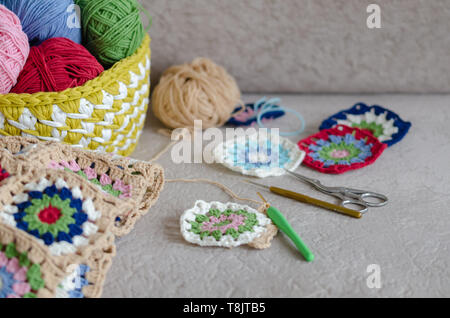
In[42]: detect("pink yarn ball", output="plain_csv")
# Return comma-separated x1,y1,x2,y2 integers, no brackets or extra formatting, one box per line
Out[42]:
0,4,29,94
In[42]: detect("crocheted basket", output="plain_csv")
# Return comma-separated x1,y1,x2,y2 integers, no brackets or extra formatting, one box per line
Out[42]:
0,35,151,157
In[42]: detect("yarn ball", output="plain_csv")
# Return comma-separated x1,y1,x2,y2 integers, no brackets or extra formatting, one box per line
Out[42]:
76,0,145,68
11,37,104,94
0,0,82,46
152,58,242,130
0,5,29,94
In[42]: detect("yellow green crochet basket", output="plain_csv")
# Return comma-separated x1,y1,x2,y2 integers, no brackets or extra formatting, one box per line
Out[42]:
0,35,151,157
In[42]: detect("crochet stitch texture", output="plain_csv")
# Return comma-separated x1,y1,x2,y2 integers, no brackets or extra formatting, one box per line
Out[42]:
0,35,151,156
0,136,164,237
298,125,387,174
319,103,412,147
0,136,165,298
214,134,305,178
181,201,277,249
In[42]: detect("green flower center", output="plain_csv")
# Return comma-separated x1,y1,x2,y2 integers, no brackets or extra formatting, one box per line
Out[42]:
190,209,259,241
352,121,384,138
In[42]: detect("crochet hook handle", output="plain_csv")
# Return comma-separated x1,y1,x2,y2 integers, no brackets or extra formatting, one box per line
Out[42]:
266,206,314,262
270,187,362,219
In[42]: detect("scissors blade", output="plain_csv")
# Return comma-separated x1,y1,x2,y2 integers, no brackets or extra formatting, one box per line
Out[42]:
285,170,388,209
285,169,338,196
284,170,321,187
243,180,270,190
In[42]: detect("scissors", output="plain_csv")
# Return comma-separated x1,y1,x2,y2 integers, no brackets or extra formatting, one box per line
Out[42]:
285,170,389,214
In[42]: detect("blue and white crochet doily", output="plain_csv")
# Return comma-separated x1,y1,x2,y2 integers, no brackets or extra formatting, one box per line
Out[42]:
214,134,305,178
319,103,412,147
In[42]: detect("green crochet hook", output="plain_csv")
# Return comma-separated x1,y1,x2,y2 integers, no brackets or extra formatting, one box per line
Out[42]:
258,193,314,262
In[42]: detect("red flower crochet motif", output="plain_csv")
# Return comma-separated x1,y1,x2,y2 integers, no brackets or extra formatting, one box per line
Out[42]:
298,125,387,174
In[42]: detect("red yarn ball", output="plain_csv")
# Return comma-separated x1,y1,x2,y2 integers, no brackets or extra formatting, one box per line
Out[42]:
11,37,104,94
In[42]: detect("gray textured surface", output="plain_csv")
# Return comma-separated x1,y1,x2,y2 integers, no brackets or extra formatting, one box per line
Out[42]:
103,94,450,298
143,0,450,93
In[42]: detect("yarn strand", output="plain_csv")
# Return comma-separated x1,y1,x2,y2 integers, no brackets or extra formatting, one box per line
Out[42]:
149,128,190,162
166,178,265,207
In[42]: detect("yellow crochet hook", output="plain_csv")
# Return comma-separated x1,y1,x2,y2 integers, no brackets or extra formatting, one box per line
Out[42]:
247,180,362,219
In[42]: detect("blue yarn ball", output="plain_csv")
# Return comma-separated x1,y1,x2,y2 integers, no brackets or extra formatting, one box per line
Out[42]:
0,0,82,46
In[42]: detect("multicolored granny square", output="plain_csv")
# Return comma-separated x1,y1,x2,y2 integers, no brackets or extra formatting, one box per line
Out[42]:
57,264,91,298
181,201,277,249
2,179,101,254
0,224,65,298
298,125,387,174
0,170,125,268
0,138,164,237
87,152,165,219
319,103,412,147
0,242,45,298
1,222,113,299
0,136,165,298
214,133,305,178
49,160,132,199
56,234,115,298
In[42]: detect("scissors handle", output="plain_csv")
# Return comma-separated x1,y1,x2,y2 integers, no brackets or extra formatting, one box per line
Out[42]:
344,190,389,208
339,198,369,214
285,170,389,211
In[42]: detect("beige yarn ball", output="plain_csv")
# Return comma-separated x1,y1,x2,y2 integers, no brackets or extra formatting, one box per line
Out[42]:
152,58,241,130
